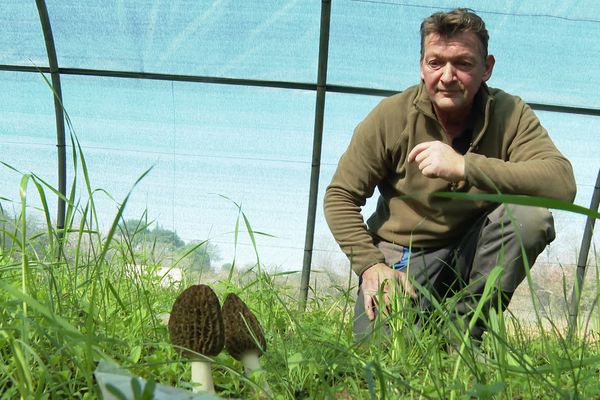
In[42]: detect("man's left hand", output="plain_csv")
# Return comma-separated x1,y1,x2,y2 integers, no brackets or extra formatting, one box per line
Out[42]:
408,140,465,181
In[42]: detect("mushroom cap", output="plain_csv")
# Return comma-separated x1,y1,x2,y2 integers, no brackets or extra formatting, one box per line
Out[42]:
168,284,224,357
222,293,266,360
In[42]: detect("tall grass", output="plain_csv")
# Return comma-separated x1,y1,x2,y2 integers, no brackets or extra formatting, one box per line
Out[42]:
1,132,599,398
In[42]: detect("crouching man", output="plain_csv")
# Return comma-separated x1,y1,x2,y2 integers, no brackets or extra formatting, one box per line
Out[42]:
324,8,576,342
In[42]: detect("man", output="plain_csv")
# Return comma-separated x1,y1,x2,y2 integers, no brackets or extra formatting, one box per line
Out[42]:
324,8,576,342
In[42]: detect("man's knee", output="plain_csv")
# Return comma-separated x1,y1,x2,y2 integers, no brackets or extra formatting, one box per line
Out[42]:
473,205,555,292
491,205,555,249
515,206,555,249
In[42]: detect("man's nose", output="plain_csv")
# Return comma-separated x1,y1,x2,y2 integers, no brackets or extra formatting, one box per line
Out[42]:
440,63,457,83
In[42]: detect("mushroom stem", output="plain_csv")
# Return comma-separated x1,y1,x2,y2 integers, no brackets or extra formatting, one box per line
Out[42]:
191,359,214,393
240,350,262,376
240,350,271,394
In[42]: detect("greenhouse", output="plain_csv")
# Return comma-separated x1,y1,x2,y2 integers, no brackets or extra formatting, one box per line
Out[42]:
1,1,599,398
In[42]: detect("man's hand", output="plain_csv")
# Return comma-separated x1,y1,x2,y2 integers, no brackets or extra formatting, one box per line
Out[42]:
408,141,465,182
361,262,417,321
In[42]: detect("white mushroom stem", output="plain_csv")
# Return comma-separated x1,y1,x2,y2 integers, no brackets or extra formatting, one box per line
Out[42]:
240,350,270,394
158,313,170,326
240,350,262,375
191,359,214,393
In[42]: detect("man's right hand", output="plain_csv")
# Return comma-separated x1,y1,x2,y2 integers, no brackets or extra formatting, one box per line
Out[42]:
361,262,417,321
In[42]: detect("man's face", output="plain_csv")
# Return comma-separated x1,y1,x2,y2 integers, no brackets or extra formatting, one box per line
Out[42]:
420,32,495,118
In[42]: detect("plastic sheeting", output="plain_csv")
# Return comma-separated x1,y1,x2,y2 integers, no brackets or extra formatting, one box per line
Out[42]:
1,1,598,269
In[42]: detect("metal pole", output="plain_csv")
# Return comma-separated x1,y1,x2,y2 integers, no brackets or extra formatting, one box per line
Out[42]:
3,65,600,117
299,0,331,311
568,168,600,333
36,0,67,257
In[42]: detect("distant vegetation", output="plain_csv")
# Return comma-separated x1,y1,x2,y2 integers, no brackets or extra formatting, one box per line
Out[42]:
118,217,221,273
0,207,221,275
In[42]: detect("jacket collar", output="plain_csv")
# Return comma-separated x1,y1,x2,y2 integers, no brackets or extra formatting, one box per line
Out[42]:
472,83,494,148
413,82,495,148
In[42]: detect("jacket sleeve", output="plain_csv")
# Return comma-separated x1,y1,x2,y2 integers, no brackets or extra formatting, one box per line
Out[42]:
464,101,576,202
323,105,391,276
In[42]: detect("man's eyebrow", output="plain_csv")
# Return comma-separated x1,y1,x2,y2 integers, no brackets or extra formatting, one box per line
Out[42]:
425,51,477,60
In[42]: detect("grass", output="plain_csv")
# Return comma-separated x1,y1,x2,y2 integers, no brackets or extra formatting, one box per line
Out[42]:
1,136,600,399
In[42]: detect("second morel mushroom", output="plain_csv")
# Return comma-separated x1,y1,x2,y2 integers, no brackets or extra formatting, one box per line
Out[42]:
168,284,224,394
222,293,270,392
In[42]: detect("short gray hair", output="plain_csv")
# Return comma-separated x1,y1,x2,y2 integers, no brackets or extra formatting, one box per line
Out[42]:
420,8,489,59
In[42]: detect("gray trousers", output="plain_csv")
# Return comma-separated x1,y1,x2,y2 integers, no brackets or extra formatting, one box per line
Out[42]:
354,205,556,340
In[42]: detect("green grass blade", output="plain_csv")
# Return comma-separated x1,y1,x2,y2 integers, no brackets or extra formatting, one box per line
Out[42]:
431,192,600,219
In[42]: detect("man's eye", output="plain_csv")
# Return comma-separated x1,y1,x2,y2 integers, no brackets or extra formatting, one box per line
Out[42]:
427,60,443,69
457,61,474,70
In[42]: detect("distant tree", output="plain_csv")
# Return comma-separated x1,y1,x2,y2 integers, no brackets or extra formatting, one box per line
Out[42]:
180,241,221,273
148,225,184,249
118,218,184,250
117,217,221,273
119,218,152,248
220,262,233,273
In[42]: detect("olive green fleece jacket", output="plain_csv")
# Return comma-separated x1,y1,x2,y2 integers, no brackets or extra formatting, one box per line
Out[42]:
324,83,576,276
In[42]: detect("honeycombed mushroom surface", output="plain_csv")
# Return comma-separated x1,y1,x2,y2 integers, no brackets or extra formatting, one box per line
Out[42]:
168,284,224,357
222,293,266,360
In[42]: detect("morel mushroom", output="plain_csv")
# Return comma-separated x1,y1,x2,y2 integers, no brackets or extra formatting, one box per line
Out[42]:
222,293,269,392
168,284,224,394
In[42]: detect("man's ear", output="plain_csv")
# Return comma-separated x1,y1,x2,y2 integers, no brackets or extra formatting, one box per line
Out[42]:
419,57,425,81
482,55,495,82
